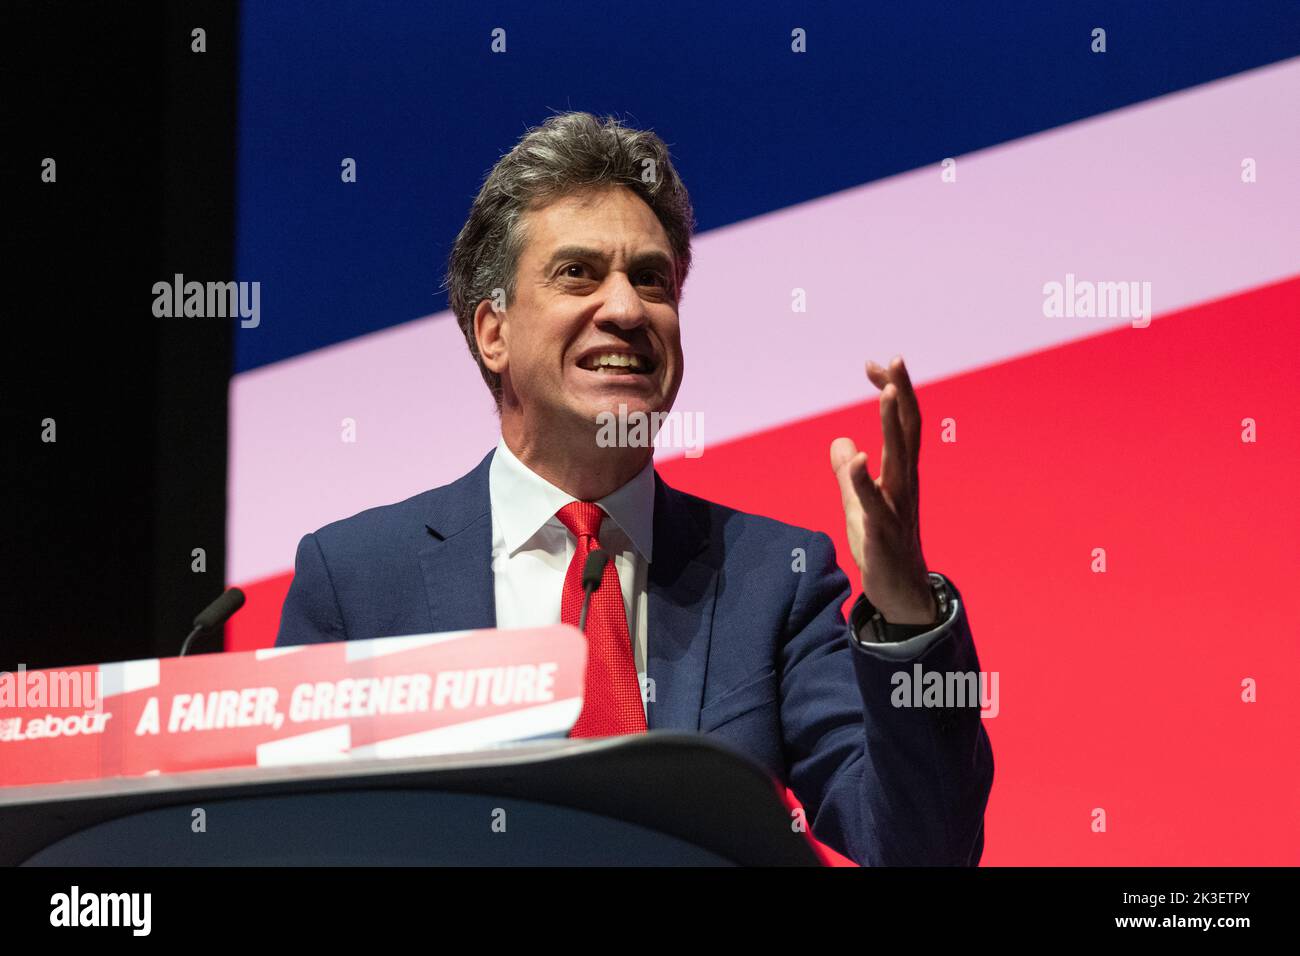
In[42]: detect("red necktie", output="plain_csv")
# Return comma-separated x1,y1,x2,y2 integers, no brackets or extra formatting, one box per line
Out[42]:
556,502,648,737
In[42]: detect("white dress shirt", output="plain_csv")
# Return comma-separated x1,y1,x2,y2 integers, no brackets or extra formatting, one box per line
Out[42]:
487,437,958,721
489,436,655,717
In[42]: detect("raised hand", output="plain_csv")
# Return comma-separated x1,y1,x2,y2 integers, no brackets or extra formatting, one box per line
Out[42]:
829,356,937,625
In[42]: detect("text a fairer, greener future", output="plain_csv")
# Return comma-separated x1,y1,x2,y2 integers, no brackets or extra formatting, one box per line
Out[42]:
151,664,559,733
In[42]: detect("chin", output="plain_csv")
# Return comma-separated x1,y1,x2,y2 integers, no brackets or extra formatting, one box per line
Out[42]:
592,394,671,420
567,383,665,419
561,392,669,449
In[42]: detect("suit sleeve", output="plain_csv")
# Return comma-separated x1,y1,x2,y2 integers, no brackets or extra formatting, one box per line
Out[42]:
779,531,994,866
274,532,348,647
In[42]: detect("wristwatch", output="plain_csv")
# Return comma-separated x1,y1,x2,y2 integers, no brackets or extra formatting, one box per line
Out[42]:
851,573,954,644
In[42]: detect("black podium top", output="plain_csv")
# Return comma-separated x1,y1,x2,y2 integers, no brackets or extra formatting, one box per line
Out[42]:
0,732,823,866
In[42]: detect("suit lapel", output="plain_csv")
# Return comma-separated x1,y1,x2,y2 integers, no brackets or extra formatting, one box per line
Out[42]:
417,451,720,733
417,450,498,634
646,474,718,732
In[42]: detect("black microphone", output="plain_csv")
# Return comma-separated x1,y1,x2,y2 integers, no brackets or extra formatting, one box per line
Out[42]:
179,587,246,657
577,550,610,633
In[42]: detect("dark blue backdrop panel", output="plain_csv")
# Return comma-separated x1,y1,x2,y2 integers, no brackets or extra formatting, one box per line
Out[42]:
234,0,1300,372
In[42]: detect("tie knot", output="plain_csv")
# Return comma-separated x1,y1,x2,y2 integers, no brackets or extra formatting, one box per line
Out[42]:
556,501,605,541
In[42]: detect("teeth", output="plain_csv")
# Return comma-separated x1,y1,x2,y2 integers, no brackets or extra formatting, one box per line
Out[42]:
586,352,647,371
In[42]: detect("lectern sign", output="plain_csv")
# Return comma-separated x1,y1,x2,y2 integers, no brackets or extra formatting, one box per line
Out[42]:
0,627,586,788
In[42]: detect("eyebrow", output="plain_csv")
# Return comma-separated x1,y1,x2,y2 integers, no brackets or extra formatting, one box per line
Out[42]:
543,245,676,282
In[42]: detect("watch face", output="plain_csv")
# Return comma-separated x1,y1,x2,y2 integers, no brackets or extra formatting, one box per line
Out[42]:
930,576,951,614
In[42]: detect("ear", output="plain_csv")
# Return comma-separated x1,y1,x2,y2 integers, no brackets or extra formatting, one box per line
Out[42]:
473,296,508,376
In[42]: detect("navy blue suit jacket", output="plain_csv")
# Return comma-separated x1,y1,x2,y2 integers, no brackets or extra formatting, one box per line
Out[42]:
275,448,994,865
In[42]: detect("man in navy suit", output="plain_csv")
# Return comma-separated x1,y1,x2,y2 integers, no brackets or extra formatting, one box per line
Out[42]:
276,112,993,865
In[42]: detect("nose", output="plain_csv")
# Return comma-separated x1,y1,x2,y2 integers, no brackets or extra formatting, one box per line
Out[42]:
592,270,650,331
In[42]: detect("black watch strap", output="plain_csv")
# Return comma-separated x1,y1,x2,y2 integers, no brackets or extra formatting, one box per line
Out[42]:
851,574,953,644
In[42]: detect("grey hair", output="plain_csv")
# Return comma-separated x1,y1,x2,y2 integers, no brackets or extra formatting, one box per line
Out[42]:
444,112,695,410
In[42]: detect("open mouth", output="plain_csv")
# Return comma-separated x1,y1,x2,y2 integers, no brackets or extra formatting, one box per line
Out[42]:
576,351,657,376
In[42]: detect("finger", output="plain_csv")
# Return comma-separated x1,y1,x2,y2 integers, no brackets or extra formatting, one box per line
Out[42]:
847,450,891,524
865,359,890,391
889,355,922,466
831,438,889,525
878,383,908,503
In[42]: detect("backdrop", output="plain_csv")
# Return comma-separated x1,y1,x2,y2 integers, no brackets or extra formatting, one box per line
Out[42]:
223,1,1300,865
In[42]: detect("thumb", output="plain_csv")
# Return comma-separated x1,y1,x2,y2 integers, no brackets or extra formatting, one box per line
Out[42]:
829,436,859,474
830,437,865,515
830,436,887,521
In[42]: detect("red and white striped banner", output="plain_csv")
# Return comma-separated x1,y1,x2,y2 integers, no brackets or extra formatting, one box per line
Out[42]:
0,626,586,788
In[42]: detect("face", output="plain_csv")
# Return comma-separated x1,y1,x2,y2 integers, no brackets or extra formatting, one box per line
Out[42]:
476,186,684,439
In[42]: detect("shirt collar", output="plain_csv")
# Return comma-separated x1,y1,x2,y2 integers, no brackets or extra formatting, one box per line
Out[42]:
488,436,655,562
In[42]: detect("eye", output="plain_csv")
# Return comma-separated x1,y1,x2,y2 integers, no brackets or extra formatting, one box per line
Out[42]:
560,262,591,280
635,269,669,288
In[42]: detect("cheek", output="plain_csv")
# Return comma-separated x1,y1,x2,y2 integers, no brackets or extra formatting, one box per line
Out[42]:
657,313,683,354
507,326,547,375
665,326,684,372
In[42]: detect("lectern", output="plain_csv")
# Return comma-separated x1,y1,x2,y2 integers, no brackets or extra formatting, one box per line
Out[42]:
0,732,823,866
